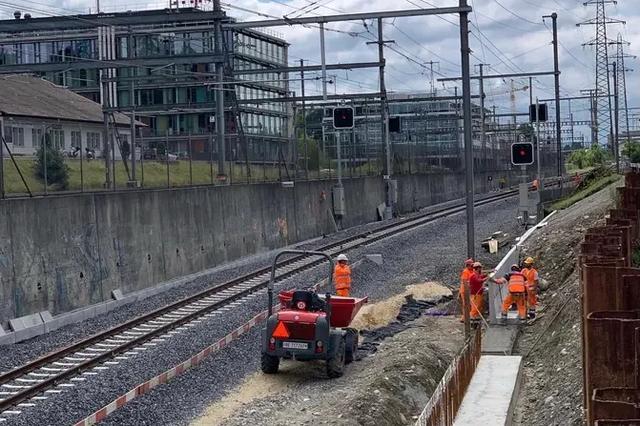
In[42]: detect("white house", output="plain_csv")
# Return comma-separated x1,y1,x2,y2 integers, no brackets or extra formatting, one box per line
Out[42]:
0,74,136,160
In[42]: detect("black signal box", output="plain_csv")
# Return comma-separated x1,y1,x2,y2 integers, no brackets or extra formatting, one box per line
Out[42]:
511,142,534,165
333,107,354,129
389,116,401,133
529,103,548,122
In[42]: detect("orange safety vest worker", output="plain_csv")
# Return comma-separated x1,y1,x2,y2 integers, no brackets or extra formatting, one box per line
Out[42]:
468,266,488,320
501,272,528,320
523,266,539,311
459,261,474,322
333,263,352,297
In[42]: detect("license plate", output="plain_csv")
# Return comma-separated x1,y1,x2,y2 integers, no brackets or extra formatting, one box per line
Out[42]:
282,341,309,350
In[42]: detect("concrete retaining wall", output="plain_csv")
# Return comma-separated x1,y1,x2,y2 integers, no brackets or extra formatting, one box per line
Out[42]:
0,168,536,325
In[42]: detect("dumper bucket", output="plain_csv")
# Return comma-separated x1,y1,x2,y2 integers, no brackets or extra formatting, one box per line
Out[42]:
327,296,368,328
277,291,367,328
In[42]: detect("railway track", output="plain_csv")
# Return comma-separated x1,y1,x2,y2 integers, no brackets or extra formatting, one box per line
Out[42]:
0,188,524,419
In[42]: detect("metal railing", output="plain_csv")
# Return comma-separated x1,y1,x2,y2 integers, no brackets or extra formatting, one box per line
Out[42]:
415,327,482,426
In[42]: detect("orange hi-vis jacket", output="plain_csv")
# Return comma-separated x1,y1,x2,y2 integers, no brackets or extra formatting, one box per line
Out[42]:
460,268,474,294
334,264,352,291
523,267,538,286
507,272,527,293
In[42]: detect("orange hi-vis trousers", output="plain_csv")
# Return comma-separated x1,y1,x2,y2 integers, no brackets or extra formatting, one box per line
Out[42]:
336,288,350,297
470,294,484,320
502,292,527,319
459,286,467,321
527,284,537,309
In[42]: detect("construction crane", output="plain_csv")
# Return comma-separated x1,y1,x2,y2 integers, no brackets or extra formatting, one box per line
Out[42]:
485,80,529,115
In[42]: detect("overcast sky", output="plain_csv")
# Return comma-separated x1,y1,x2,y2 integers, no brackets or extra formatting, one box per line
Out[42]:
3,0,639,140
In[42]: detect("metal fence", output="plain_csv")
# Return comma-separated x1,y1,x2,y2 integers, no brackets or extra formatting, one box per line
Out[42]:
0,126,563,198
415,328,482,426
579,171,640,425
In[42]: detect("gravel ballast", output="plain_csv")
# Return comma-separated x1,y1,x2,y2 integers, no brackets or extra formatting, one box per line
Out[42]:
0,191,510,372
1,193,521,426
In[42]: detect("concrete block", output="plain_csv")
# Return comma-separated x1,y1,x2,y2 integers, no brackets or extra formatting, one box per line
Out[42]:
44,318,62,334
105,300,124,312
0,333,15,346
13,323,45,342
94,302,108,316
39,311,53,323
111,289,124,300
9,313,44,332
63,310,87,326
80,306,95,321
0,324,6,337
482,325,519,355
454,356,523,426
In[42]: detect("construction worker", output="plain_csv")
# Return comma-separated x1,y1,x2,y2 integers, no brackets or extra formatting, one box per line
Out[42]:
499,177,506,190
532,178,539,191
498,264,528,321
333,254,351,297
469,262,489,321
459,258,475,322
522,257,539,319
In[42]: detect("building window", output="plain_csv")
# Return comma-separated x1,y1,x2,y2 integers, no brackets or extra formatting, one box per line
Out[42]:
87,132,101,150
71,130,82,148
32,128,43,148
4,126,24,147
49,129,65,150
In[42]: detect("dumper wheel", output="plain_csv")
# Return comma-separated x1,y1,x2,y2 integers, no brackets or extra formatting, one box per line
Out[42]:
345,328,359,364
327,338,346,378
261,352,280,374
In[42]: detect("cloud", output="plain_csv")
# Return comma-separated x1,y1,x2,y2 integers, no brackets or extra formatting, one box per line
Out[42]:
3,0,639,138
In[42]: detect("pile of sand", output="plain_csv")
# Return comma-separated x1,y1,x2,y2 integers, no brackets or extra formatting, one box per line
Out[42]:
350,281,451,331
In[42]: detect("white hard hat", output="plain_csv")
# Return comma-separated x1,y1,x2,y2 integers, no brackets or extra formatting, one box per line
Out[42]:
336,254,348,262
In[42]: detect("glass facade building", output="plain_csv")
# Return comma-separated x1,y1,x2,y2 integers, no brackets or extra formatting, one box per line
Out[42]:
0,8,290,160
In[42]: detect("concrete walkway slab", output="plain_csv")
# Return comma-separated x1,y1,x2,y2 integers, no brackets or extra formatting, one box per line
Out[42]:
454,355,522,426
482,325,519,355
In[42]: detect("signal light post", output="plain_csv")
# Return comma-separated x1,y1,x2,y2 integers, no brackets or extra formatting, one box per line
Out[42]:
332,107,354,222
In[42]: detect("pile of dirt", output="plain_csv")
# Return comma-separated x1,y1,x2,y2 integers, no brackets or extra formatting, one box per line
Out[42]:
193,289,462,426
512,180,619,425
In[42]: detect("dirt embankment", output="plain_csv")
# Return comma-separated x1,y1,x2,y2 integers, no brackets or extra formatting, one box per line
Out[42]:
192,282,462,426
513,181,619,425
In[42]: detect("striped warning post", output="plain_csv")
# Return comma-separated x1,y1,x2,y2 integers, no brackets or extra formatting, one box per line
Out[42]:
73,307,278,426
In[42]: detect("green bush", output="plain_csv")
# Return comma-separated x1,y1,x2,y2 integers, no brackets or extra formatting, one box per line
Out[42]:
566,146,610,170
623,141,640,163
297,137,327,171
34,135,69,189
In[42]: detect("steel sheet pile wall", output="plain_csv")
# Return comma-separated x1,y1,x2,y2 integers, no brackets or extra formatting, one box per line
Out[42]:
580,172,640,425
415,328,482,426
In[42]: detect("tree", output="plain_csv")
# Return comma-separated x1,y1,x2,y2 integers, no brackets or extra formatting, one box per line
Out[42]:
121,139,130,161
623,141,640,163
566,145,610,170
34,134,69,189
156,142,166,157
517,123,536,143
297,137,325,171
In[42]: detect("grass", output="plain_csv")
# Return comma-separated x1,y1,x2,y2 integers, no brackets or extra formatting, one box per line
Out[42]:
1,157,306,195
1,156,446,195
550,169,620,211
